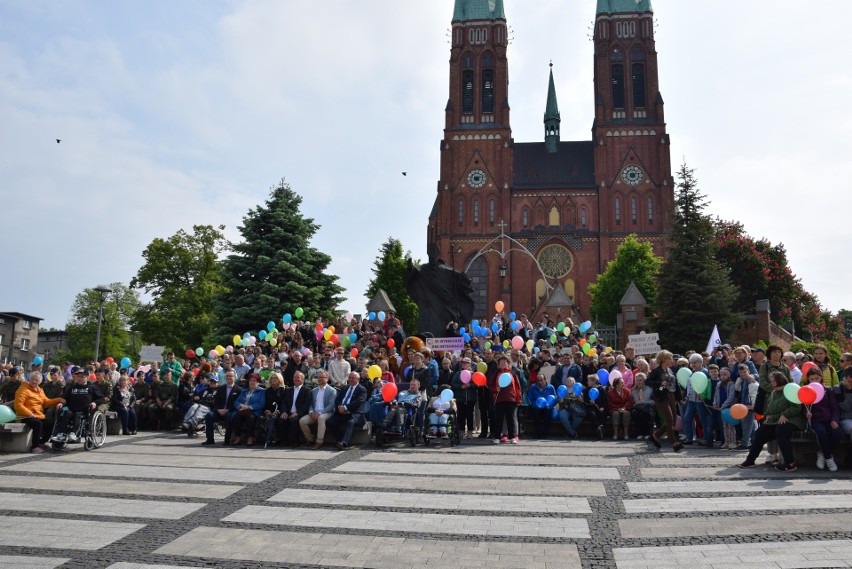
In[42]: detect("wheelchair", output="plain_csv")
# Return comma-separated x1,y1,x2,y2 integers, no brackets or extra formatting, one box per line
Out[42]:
423,406,460,447
374,400,424,449
50,407,106,451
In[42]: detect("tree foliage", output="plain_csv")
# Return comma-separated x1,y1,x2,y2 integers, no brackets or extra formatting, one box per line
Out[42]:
588,234,661,325
839,309,852,340
212,179,344,341
65,282,141,364
655,164,737,353
365,237,419,332
131,225,229,353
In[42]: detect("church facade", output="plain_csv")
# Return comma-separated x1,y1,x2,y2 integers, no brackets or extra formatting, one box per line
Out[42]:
428,0,674,322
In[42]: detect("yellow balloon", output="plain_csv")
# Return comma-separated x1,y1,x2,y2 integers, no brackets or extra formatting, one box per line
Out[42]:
589,348,597,355
502,340,509,349
477,361,487,373
526,339,534,351
232,335,240,345
323,329,332,341
269,338,277,347
605,347,613,354
215,345,225,356
368,364,382,380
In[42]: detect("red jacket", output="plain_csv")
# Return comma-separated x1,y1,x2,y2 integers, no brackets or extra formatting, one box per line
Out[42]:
607,387,633,413
489,371,522,405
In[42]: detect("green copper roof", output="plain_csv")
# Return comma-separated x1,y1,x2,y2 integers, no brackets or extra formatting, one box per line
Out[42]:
545,67,560,121
596,0,652,14
453,0,505,21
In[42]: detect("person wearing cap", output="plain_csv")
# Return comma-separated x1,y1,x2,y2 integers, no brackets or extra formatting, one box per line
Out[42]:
751,347,766,369
451,358,477,439
0,367,23,405
15,371,64,453
53,368,105,444
148,371,176,430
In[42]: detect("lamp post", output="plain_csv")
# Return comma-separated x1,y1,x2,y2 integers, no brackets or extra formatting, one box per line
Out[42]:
93,284,112,363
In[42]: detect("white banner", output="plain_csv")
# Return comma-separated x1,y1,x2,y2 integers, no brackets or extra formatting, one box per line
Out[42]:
627,332,661,356
139,345,165,363
426,337,465,351
705,325,722,355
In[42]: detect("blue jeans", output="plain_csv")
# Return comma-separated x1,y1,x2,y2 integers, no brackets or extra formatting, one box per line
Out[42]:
558,407,584,436
682,401,712,443
810,421,844,459
740,410,755,447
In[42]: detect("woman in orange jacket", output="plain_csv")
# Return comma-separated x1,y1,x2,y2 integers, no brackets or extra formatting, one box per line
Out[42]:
14,372,63,454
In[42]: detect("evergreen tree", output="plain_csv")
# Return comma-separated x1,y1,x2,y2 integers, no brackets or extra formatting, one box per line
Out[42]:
365,237,419,333
588,234,661,325
212,179,344,340
655,164,737,353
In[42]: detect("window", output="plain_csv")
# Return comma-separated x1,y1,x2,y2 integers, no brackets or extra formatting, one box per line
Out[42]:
468,257,489,320
648,197,654,224
473,199,479,225
631,197,637,224
522,208,529,228
458,200,464,226
489,199,495,225
22,319,32,330
462,53,475,69
581,207,587,228
481,52,495,67
615,197,621,225
616,21,636,38
611,64,625,109
462,70,475,114
482,69,494,113
632,63,646,108
0,334,4,346
21,338,30,351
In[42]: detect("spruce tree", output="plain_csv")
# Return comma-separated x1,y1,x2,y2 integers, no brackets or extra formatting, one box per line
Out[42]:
588,234,661,325
655,164,737,353
365,237,419,332
212,179,344,340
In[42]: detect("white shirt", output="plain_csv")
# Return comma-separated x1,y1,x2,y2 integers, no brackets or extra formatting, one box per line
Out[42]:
315,385,328,412
291,386,301,414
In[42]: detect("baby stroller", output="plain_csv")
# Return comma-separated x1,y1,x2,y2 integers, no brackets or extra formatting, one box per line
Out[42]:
374,399,425,448
50,407,106,451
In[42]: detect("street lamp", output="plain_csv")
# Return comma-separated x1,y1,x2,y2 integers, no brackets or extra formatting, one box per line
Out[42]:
93,284,112,363
499,264,507,278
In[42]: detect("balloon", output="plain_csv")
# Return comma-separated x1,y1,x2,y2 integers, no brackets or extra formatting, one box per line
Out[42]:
610,370,622,382
324,330,332,341
800,362,818,378
491,323,500,333
557,322,566,332
269,338,277,347
267,321,275,332
810,382,825,404
551,408,559,421
573,383,584,396
329,334,339,346
589,387,600,401
209,349,218,359
186,349,196,359
258,330,267,340
495,300,505,313
226,345,233,353
283,313,292,324
511,336,524,350
329,326,335,333
382,383,398,403
535,396,547,409
550,335,557,344
459,327,466,335
798,385,817,405
378,311,386,322
589,349,597,356
730,403,748,420
545,394,557,407
387,339,395,348
526,339,534,351
315,323,323,332
104,356,114,364
440,389,454,402
33,356,43,366
0,405,16,424
196,347,204,357
477,362,487,373
368,365,382,380
582,343,591,354
243,332,251,339
460,370,471,384
605,347,613,354
502,340,510,349
511,321,520,331
215,345,225,356
597,369,610,385
368,312,376,320
676,367,692,388
120,357,131,369
533,347,540,354
248,336,256,346
721,408,740,425
509,312,516,320
484,342,492,350
463,333,471,342
350,348,359,358
349,333,357,344
783,382,801,404
690,371,708,394
472,371,487,386
233,335,241,345
282,323,290,330
579,339,586,347
498,373,512,388
557,385,568,398
344,311,353,321
579,321,590,334
295,307,304,318
563,327,571,337
588,335,597,344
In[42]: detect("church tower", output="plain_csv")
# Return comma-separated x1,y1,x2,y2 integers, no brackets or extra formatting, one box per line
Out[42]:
592,0,674,261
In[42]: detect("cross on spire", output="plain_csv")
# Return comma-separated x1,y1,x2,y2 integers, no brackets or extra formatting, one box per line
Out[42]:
497,220,508,234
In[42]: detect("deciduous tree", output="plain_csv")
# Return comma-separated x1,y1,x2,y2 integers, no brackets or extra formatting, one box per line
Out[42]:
588,234,661,325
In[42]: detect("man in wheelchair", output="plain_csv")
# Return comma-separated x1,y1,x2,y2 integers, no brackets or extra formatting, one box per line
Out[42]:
381,378,423,435
51,367,105,443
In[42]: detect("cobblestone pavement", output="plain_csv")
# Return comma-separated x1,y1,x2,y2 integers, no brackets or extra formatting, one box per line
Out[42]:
1,431,851,569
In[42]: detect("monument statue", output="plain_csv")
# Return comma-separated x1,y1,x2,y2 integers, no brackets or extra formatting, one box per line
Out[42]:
405,243,475,338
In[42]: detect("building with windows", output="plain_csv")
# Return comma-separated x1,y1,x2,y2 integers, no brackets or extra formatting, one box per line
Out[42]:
0,312,42,367
428,0,674,321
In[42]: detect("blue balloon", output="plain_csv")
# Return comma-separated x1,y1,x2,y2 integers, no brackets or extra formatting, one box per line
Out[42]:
721,408,741,425
498,372,512,388
551,408,559,421
509,312,516,320
440,389,454,402
463,333,471,342
546,394,557,408
368,312,376,320
259,330,267,340
573,383,584,396
535,396,547,409
349,333,357,344
267,321,275,332
557,385,568,398
589,387,600,401
597,369,610,386
459,327,466,335
511,321,520,331
120,357,131,370
33,356,43,366
377,311,386,322
491,323,499,333
283,313,292,324
533,347,540,354
243,332,251,338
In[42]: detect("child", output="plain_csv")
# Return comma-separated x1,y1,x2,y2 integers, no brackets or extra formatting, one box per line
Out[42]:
732,364,758,451
426,389,456,438
713,367,737,449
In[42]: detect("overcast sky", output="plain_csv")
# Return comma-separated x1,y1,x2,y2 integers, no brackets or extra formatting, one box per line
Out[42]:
1,0,849,330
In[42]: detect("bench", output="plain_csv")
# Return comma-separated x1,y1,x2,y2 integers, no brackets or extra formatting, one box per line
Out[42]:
0,422,32,453
791,429,851,468
104,411,121,435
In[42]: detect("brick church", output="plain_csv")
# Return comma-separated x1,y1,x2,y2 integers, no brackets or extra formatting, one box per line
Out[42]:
428,0,674,322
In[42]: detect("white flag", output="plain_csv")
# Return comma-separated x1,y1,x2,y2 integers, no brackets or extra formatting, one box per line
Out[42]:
705,325,722,355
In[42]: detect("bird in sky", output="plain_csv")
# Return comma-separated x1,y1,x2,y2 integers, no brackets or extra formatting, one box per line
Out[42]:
56,139,61,143
402,172,407,176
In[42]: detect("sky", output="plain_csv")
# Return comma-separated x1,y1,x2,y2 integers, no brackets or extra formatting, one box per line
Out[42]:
1,0,850,330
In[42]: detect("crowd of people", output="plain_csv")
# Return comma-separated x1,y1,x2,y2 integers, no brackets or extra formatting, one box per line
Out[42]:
1,311,850,472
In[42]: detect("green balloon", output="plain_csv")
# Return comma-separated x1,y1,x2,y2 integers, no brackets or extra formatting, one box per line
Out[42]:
690,371,708,394
588,335,597,344
783,382,800,404
676,367,692,388
0,404,16,424
295,307,304,318
556,322,566,332
484,342,492,350
550,335,557,344
195,347,204,357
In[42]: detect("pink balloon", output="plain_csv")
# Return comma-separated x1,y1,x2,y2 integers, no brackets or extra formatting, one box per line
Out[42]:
460,370,472,384
511,336,524,350
809,381,825,404
225,345,234,353
609,370,622,381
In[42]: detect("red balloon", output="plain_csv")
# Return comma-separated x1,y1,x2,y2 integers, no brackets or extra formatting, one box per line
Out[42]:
105,357,115,364
381,382,398,403
350,348,359,358
315,323,324,332
800,362,818,378
472,371,487,387
89,374,96,381
192,368,200,376
329,334,339,345
186,349,196,359
798,385,817,405
387,339,395,348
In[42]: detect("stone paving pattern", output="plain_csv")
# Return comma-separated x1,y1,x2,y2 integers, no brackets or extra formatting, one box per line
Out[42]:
0,432,850,568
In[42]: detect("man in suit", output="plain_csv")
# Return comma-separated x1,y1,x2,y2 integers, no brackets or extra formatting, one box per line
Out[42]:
327,371,368,450
299,371,337,449
278,371,311,446
202,371,241,446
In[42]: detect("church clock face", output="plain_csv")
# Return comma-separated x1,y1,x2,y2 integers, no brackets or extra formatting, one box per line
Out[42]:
537,244,573,279
621,165,644,186
467,169,486,188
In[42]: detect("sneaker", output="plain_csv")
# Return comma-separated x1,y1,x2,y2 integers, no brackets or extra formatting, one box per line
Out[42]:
492,438,501,444
50,433,67,443
765,455,780,466
738,461,756,469
500,436,508,443
613,434,618,440
826,457,838,472
31,447,44,454
67,433,79,443
597,426,604,440
201,439,215,446
511,436,519,445
816,451,826,470
733,444,749,451
683,440,694,446
775,462,797,472
465,432,473,439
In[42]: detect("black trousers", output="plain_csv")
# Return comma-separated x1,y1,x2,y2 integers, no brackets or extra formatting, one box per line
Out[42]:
457,401,475,432
277,414,304,444
745,422,798,465
492,402,518,439
21,418,48,450
478,388,493,436
530,407,553,438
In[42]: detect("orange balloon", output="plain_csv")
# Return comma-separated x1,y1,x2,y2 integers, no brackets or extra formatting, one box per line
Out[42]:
495,300,505,313
579,339,586,347
729,403,748,420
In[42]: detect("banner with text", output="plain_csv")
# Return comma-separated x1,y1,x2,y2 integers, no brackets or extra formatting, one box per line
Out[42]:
139,345,165,363
426,337,465,352
626,332,661,356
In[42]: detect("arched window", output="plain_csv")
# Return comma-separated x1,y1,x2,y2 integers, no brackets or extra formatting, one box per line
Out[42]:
473,199,479,225
522,208,529,228
462,53,475,69
632,63,646,108
612,64,625,109
581,207,587,228
468,257,489,319
462,70,475,114
482,69,494,113
615,197,621,225
489,199,495,225
549,205,560,227
631,197,637,224
647,197,654,224
458,200,464,226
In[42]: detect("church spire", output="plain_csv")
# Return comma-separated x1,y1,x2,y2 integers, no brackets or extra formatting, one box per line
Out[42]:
453,0,506,22
544,63,561,154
